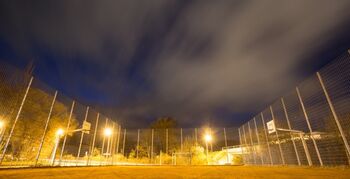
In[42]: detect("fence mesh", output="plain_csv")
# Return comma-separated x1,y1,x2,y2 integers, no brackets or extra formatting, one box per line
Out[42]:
239,50,350,166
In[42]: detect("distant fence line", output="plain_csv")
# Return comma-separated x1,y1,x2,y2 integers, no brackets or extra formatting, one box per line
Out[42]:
239,50,350,166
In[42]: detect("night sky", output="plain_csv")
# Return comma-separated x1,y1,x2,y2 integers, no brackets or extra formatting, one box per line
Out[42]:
1,1,350,128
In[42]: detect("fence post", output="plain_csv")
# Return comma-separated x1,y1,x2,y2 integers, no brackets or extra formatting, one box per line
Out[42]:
0,76,33,165
238,128,245,164
88,112,99,166
108,122,115,165
270,106,285,165
281,98,302,166
100,118,108,165
76,106,89,166
224,128,228,147
195,128,198,144
122,128,126,157
180,128,183,152
317,72,350,164
261,113,273,165
209,128,213,152
242,125,250,164
296,87,323,166
59,100,75,165
136,129,140,159
253,117,264,164
165,128,168,154
248,122,257,165
111,123,118,165
151,129,154,161
116,126,121,154
35,90,58,166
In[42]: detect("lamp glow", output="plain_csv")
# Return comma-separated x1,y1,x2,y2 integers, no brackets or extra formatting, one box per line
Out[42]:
204,134,212,142
56,128,64,136
104,128,112,137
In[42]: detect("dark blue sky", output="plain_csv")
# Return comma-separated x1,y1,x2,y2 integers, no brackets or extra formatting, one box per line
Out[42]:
1,0,350,128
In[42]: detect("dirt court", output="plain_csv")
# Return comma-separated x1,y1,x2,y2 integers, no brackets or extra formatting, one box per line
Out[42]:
0,165,349,178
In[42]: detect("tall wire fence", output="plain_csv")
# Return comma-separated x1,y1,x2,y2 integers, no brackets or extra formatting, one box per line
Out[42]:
0,61,241,167
239,50,350,166
0,61,121,167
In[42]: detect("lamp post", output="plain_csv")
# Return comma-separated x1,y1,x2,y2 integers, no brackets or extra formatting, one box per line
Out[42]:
204,134,212,165
51,128,64,166
104,128,112,159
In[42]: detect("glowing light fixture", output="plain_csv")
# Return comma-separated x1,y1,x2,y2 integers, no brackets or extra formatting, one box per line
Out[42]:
104,128,112,137
204,134,212,142
56,128,64,137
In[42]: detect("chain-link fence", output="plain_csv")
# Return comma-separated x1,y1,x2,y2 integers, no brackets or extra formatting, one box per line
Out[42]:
0,60,242,167
0,61,121,167
239,50,350,166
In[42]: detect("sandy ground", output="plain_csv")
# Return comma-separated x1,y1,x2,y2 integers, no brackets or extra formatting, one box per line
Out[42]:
0,166,349,179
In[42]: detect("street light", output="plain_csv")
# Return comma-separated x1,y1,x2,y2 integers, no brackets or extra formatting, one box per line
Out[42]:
104,128,112,137
103,128,113,157
204,133,212,165
51,128,64,165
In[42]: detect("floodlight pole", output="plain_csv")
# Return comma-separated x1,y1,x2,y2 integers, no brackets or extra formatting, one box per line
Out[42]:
206,140,209,165
223,128,229,163
100,118,108,165
59,100,75,166
0,77,33,165
35,90,58,166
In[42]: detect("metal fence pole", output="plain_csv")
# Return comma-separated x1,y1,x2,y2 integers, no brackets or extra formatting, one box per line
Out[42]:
59,100,75,165
248,122,256,165
261,112,273,165
296,87,323,166
270,106,285,165
281,98,302,166
151,129,154,161
224,128,228,147
238,127,245,164
116,126,121,155
0,76,33,165
111,123,118,165
136,129,140,159
165,128,168,154
88,112,99,166
195,128,198,144
317,72,350,164
76,106,89,166
100,118,108,165
253,117,264,164
209,128,213,151
242,125,250,164
180,128,183,152
35,90,58,166
122,129,126,156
